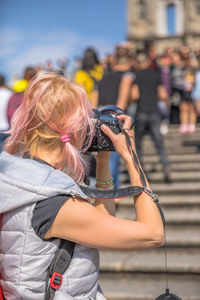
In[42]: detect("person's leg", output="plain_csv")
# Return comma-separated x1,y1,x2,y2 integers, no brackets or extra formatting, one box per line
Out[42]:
134,113,147,167
187,102,197,132
158,100,170,135
109,151,120,189
179,101,189,133
148,114,171,182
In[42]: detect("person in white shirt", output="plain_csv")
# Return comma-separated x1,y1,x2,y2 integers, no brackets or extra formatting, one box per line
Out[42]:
0,74,12,152
0,74,12,131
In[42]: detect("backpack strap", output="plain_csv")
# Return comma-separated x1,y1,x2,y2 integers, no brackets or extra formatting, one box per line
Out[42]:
44,239,75,300
0,286,4,300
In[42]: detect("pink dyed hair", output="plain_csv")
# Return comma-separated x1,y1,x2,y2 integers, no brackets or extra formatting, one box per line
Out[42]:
5,73,95,182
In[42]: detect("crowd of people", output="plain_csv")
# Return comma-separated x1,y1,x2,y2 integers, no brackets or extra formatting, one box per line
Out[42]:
0,42,200,183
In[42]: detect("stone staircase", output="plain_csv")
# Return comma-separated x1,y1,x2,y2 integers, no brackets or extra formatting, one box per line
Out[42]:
99,124,200,300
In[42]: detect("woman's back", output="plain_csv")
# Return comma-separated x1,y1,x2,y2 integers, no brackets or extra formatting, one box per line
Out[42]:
0,152,104,299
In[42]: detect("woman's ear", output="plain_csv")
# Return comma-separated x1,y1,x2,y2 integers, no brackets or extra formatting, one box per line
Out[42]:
71,131,85,150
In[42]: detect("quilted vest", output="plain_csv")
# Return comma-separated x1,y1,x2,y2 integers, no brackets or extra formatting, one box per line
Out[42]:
0,151,106,300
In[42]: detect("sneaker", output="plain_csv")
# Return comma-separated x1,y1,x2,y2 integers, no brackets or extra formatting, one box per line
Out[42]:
179,124,187,133
160,124,169,135
187,124,196,133
164,173,172,184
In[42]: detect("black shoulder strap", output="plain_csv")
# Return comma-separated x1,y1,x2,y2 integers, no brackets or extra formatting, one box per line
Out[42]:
80,185,144,199
44,239,75,300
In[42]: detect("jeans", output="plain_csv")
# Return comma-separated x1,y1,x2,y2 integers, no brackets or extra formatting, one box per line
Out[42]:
135,112,169,170
0,133,10,152
109,151,120,189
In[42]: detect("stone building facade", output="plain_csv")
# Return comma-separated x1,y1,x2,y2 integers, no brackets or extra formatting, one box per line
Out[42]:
127,0,200,52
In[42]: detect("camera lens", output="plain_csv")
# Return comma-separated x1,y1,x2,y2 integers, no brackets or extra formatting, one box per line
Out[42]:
99,136,110,148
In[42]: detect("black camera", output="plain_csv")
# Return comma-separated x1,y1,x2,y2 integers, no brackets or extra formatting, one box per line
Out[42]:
88,106,125,152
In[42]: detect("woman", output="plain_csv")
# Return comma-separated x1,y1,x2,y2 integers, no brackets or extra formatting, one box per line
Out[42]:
93,52,134,189
0,74,164,299
74,48,103,107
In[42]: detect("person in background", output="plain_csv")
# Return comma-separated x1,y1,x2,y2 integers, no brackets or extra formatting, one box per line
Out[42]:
192,67,200,117
93,52,134,189
131,53,171,183
170,52,187,133
101,53,115,75
181,56,197,133
7,66,37,125
0,75,12,131
0,74,12,152
45,60,54,72
74,48,104,183
157,54,172,135
56,58,68,76
74,48,103,108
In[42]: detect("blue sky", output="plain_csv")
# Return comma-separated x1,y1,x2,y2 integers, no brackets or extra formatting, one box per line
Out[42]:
0,0,127,83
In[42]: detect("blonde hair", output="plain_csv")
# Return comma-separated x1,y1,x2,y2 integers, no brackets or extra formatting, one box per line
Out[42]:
5,73,95,182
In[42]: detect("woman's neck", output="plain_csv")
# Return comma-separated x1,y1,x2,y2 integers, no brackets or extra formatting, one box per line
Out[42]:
34,148,61,169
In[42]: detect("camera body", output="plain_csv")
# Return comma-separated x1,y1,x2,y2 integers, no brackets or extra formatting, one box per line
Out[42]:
88,106,124,152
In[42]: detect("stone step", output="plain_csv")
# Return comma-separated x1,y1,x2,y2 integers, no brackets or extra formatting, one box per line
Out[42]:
121,170,200,183
141,146,198,155
99,248,200,274
120,160,200,172
151,182,200,195
147,171,200,183
144,134,200,143
143,127,200,137
141,136,200,148
164,129,200,137
99,273,200,300
116,206,200,226
117,195,200,206
164,225,200,247
141,153,200,163
166,124,200,131
142,161,200,171
141,136,199,145
121,182,200,195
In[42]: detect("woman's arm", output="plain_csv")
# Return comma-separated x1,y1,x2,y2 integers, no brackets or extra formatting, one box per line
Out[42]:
45,195,163,251
90,90,99,109
94,151,115,216
131,84,140,102
45,115,164,250
117,74,133,110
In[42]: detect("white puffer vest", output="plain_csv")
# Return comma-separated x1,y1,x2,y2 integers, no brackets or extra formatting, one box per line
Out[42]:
0,151,106,300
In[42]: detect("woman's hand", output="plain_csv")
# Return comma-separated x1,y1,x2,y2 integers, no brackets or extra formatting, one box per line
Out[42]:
100,114,134,162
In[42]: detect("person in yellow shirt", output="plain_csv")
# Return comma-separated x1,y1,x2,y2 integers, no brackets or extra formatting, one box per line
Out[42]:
74,48,103,107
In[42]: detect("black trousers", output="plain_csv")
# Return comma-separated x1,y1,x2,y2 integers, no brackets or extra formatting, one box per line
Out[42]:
135,112,169,170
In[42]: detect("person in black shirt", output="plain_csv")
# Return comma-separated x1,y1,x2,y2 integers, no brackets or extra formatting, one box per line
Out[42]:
93,54,134,189
131,53,171,183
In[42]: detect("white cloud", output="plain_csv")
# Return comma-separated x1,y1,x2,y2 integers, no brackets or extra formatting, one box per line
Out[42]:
0,27,114,79
0,27,23,57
